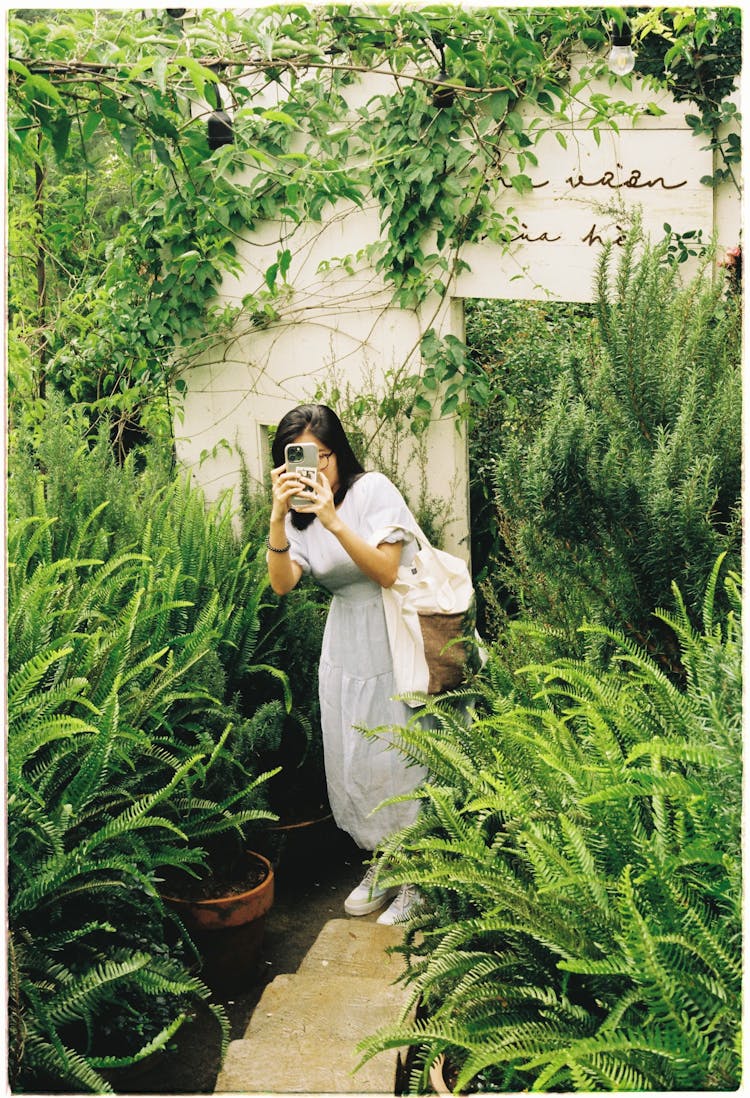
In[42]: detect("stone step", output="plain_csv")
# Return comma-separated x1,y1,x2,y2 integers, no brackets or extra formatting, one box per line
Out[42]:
298,917,405,979
215,971,409,1093
215,918,411,1094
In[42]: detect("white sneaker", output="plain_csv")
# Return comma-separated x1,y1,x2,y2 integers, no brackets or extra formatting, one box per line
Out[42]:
344,864,398,916
376,884,422,925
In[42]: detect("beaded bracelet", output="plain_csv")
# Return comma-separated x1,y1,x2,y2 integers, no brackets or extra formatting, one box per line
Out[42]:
267,539,291,554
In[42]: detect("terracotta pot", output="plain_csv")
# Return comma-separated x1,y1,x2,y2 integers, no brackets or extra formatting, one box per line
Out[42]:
163,851,274,992
164,850,274,931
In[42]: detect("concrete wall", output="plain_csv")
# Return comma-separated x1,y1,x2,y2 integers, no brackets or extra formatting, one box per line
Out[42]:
175,59,740,558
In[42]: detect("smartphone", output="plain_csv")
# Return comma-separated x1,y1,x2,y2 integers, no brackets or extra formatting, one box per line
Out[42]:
285,442,319,509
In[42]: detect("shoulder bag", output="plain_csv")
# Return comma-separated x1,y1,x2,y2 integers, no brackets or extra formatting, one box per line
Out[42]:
370,523,486,706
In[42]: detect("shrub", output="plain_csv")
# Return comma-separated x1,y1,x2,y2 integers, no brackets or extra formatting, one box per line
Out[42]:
360,556,741,1092
464,298,597,630
483,229,741,669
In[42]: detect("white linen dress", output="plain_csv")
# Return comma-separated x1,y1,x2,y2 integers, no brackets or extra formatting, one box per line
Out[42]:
285,471,428,850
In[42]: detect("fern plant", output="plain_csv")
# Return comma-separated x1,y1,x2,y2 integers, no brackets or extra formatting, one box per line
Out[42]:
7,628,233,1092
7,415,290,1090
359,557,741,1092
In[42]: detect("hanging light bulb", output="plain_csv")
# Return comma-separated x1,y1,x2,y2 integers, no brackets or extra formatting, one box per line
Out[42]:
430,30,455,108
432,67,455,108
207,80,233,150
207,108,233,150
608,23,635,76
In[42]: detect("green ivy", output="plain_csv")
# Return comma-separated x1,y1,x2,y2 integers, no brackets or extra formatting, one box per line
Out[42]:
11,5,738,432
633,7,741,192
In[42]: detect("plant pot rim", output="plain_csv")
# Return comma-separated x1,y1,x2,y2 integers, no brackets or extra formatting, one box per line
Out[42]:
161,849,273,909
430,1053,463,1096
268,811,333,832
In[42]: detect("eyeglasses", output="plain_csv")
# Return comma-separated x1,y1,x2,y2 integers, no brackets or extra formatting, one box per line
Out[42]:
318,450,333,469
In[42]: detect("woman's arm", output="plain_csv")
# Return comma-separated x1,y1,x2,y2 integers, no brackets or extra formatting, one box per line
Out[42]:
267,466,304,595
295,473,403,588
329,522,402,587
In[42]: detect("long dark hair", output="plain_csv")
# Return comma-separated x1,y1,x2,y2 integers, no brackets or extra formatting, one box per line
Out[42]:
272,404,365,529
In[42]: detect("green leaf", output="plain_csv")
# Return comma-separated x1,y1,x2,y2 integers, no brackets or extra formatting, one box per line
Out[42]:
82,110,101,143
152,139,173,167
50,114,72,161
278,248,292,278
506,110,523,134
152,56,167,95
510,173,533,194
264,263,278,290
177,55,217,101
126,56,160,83
23,72,65,107
118,125,137,157
8,59,31,78
261,109,297,126
488,92,509,121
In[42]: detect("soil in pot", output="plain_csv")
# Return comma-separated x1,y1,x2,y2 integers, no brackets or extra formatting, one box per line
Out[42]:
163,855,268,903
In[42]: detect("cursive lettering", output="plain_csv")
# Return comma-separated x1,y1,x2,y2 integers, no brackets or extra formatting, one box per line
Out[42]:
499,176,550,189
582,223,627,247
567,164,687,190
509,222,562,243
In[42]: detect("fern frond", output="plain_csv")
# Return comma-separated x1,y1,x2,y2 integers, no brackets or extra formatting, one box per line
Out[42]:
19,1033,114,1094
88,1013,187,1069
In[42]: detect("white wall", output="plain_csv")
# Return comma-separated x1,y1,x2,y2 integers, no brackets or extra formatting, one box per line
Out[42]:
175,60,740,559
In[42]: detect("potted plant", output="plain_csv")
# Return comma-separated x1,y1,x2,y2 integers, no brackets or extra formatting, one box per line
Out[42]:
161,846,275,994
156,691,286,993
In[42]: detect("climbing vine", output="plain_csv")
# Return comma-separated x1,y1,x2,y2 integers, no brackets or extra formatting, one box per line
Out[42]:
632,7,742,189
7,5,742,437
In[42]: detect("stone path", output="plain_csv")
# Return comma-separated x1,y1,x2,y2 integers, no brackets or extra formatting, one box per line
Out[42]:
215,916,410,1094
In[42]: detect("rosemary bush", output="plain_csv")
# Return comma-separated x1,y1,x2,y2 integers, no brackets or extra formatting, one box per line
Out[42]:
361,557,741,1092
464,299,597,621
486,228,741,670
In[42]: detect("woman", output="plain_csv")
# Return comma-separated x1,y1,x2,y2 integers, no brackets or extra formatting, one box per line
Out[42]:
267,404,425,924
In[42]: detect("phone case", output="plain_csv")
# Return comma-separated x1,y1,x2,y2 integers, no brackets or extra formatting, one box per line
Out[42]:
285,442,319,508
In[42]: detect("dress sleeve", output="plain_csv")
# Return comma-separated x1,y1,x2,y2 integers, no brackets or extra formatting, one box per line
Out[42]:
284,514,311,574
356,472,417,544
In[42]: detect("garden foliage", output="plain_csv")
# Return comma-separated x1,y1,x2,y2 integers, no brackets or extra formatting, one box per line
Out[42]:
5,8,743,1093
6,401,320,1091
10,6,739,443
484,229,741,671
361,557,741,1092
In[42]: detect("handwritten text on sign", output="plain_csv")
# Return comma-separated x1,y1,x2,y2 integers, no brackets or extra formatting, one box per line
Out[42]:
456,128,713,298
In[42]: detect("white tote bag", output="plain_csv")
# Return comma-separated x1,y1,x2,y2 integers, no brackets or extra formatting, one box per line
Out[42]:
371,524,484,706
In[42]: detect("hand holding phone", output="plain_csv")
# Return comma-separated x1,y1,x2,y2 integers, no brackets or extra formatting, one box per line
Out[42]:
285,442,319,509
